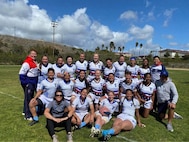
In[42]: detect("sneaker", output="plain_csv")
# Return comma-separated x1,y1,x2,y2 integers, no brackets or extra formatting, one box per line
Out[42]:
94,129,101,137
104,134,111,141
102,130,111,141
72,125,78,132
22,112,25,116
52,134,59,142
24,117,33,121
67,132,73,142
174,112,183,119
29,120,39,126
89,126,96,137
167,123,174,132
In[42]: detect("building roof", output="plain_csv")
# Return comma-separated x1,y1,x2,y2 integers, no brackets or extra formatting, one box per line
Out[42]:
159,49,189,55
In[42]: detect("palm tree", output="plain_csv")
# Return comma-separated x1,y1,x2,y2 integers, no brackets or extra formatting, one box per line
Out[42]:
101,44,104,50
122,46,125,52
135,42,138,48
109,41,115,52
139,43,143,57
95,46,100,51
106,46,108,51
118,46,121,52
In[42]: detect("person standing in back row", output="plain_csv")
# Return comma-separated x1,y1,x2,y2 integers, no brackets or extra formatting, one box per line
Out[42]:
113,55,127,83
19,49,38,120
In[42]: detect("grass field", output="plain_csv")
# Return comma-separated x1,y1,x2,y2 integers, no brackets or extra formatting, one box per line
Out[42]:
0,65,188,142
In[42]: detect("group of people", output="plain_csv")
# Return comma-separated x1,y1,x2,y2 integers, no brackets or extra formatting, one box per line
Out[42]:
19,49,181,142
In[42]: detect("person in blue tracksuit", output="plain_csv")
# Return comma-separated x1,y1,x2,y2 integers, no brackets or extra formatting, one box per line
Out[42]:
19,50,38,120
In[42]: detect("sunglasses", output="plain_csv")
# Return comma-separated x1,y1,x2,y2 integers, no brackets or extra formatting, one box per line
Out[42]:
55,94,63,97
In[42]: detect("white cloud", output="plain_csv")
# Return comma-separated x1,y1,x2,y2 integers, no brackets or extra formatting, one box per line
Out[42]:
145,0,150,8
163,8,177,27
128,25,154,40
164,34,174,39
120,10,138,20
169,42,178,46
0,0,160,52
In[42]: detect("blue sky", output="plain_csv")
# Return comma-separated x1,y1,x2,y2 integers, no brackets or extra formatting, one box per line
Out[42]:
0,0,189,55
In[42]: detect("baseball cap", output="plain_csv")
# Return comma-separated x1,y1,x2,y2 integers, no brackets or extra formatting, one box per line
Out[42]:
130,57,136,60
160,70,169,77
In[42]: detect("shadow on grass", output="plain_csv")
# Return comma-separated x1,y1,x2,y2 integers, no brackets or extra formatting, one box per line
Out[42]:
149,111,167,128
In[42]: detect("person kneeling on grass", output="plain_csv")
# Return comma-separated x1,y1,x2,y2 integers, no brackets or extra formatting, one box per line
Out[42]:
101,89,145,141
44,90,74,142
90,91,119,137
29,68,58,126
155,70,179,132
71,88,94,130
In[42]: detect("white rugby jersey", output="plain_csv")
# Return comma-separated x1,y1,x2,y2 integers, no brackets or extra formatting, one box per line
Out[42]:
150,64,165,83
120,79,140,94
58,80,74,100
75,60,88,73
52,63,64,78
121,97,140,117
99,98,118,114
103,66,116,80
39,78,59,98
138,82,156,101
61,64,76,79
138,67,150,79
90,78,105,95
105,79,120,97
72,96,93,113
113,61,127,78
37,63,53,83
73,78,87,94
126,65,140,78
88,61,104,76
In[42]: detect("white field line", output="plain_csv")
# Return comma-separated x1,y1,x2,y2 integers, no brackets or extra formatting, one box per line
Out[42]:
116,135,137,142
0,91,23,101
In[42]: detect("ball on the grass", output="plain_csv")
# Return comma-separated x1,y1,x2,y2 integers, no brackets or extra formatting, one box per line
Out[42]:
99,106,110,116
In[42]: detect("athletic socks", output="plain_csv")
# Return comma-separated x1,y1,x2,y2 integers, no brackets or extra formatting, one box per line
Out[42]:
108,128,115,135
102,128,115,136
95,124,100,129
79,121,86,128
33,116,39,121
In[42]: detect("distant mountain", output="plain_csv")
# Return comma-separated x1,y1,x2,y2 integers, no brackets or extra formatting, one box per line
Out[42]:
0,34,84,54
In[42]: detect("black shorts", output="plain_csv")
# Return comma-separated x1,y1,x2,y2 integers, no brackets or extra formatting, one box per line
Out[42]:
158,101,168,115
36,98,44,106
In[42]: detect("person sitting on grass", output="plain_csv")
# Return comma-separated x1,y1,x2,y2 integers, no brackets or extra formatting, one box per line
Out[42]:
155,70,179,132
101,89,145,141
90,91,118,137
71,88,94,130
44,90,74,142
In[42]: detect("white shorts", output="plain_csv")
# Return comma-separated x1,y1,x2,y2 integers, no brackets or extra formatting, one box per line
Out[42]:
75,112,89,121
95,111,111,124
143,100,153,109
39,95,53,107
117,113,136,129
89,92,101,104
